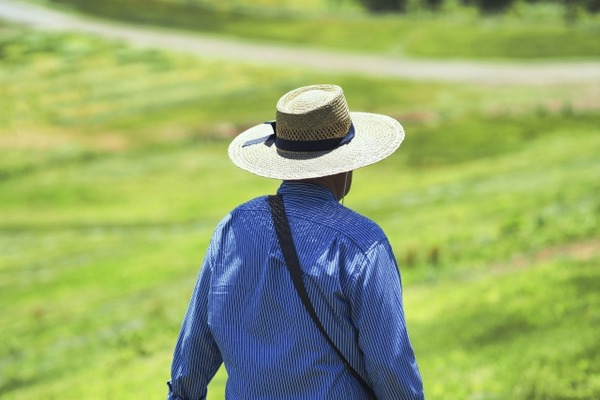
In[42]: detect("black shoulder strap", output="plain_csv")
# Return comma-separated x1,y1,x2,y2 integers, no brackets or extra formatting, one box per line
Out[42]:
268,195,376,399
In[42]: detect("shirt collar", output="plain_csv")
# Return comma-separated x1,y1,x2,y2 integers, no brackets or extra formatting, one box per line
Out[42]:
277,181,338,204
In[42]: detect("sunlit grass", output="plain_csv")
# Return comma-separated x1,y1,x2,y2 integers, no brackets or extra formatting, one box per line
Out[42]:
407,256,600,399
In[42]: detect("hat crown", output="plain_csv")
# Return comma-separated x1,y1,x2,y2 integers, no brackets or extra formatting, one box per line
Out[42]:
275,84,351,143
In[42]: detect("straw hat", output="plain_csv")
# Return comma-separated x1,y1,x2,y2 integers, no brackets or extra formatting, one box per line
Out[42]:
228,84,404,180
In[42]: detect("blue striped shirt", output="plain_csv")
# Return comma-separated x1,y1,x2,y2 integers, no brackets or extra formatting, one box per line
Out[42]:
168,182,423,399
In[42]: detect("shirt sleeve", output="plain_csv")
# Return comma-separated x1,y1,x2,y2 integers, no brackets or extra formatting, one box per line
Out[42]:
167,235,223,400
350,239,424,400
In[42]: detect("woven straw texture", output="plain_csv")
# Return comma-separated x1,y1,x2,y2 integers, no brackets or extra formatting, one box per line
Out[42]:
228,85,404,180
276,84,351,142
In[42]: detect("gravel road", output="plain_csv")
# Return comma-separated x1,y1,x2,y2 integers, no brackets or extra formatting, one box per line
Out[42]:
1,0,599,85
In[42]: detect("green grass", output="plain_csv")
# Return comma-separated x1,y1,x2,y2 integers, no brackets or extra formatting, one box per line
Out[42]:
39,0,600,59
1,27,599,399
408,256,600,399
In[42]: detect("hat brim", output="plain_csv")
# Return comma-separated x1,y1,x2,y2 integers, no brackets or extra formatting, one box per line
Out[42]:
228,112,404,180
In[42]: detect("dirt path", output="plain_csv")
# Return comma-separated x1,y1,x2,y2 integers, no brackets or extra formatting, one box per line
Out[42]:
1,0,600,85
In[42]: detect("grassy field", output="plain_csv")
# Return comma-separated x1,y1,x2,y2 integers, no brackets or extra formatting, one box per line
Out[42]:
37,0,600,59
1,21,599,400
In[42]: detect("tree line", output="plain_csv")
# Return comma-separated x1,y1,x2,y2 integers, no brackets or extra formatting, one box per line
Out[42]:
356,0,600,13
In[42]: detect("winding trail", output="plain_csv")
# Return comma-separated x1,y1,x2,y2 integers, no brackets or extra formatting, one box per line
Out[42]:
1,0,600,85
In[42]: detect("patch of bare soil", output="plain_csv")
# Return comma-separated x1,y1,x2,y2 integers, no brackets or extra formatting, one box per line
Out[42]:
492,238,600,274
